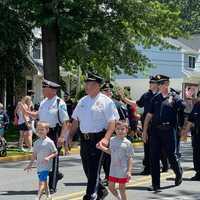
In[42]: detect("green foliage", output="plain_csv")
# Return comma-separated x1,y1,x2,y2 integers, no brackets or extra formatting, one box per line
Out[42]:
0,1,32,80
159,0,200,33
6,0,185,78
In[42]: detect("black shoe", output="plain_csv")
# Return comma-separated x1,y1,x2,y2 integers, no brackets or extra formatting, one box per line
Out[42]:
162,167,169,173
190,174,200,181
58,172,64,181
175,169,183,186
50,188,57,194
140,169,150,176
98,189,108,200
148,185,161,192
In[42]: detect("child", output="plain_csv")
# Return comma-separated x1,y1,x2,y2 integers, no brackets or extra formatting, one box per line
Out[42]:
97,120,134,200
24,121,58,200
0,103,9,137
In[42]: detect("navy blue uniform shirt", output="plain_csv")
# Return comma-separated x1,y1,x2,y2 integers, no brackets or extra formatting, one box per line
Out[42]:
149,92,185,127
137,90,156,114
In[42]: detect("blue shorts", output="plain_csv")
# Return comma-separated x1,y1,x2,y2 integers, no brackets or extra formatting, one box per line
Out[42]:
37,170,49,182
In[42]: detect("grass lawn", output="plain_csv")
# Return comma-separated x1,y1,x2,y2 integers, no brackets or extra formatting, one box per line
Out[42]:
4,124,19,142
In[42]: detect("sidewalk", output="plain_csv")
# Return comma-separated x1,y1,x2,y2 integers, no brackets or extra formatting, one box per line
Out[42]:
0,141,143,163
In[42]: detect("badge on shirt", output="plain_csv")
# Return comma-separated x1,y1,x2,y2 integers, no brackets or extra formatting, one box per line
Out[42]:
95,101,103,109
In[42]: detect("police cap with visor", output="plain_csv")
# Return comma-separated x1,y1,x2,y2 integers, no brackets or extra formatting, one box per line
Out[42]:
155,74,170,84
85,72,103,84
42,79,61,89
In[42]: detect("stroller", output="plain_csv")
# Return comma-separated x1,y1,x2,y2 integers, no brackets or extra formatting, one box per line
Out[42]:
0,136,7,157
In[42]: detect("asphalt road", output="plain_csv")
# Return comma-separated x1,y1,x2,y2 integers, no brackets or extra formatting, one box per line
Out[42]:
0,140,200,200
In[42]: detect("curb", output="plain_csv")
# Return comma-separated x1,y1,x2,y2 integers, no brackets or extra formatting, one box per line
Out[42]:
0,143,143,163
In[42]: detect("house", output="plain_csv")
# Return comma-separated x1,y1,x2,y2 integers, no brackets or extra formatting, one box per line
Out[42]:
115,34,200,106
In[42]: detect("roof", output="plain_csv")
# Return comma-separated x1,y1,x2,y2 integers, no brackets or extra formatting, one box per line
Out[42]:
166,34,200,54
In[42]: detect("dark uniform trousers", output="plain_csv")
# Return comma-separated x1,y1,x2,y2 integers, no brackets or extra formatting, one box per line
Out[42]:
150,126,182,187
48,125,61,191
192,129,200,176
80,131,106,200
143,129,168,173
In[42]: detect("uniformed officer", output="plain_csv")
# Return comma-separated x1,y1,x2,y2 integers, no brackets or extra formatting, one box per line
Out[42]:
70,73,119,200
170,88,184,158
22,79,70,194
64,91,73,119
136,76,159,175
101,81,127,186
182,91,200,181
143,74,185,191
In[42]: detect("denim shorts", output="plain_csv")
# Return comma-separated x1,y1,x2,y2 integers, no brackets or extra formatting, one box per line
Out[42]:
37,170,49,182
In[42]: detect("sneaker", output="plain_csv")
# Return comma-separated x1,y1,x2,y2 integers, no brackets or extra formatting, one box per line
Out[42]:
102,178,108,186
46,195,52,200
19,147,26,152
27,148,33,153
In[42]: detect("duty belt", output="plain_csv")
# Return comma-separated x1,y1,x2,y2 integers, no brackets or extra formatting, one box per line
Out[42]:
81,130,105,141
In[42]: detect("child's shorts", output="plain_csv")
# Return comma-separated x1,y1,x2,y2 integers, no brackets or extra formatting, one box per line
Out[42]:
37,170,49,182
108,176,128,184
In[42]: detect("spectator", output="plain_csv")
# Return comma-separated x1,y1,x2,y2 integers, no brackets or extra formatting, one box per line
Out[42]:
0,103,9,137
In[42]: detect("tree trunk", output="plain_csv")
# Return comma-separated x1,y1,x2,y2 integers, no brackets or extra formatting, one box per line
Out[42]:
42,23,59,83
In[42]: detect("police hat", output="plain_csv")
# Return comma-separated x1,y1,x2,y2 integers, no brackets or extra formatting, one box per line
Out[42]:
101,81,114,91
85,72,103,84
170,88,181,95
149,76,158,84
155,74,170,84
42,79,61,89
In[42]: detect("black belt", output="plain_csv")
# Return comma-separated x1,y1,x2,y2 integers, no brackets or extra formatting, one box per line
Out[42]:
81,130,106,141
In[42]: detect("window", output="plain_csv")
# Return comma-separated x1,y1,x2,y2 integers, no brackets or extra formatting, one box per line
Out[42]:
33,41,41,59
26,79,33,95
189,56,196,69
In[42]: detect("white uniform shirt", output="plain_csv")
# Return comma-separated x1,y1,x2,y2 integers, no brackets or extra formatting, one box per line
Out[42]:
72,93,119,133
39,96,69,128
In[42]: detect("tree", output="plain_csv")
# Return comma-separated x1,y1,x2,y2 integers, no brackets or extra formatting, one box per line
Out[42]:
159,0,200,33
0,1,32,106
7,0,184,82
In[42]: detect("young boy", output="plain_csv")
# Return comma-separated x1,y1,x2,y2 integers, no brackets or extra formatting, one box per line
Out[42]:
24,121,58,200
97,120,133,200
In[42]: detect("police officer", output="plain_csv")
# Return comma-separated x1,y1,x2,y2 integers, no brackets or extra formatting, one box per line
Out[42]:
70,73,119,200
101,81,127,186
143,74,185,191
182,91,200,181
22,79,70,194
170,88,184,158
136,76,159,175
64,91,73,119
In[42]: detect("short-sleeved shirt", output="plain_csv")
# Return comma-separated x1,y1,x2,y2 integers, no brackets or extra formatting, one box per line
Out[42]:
72,93,119,133
149,92,185,127
39,96,69,128
188,102,200,125
33,137,57,172
109,136,134,178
